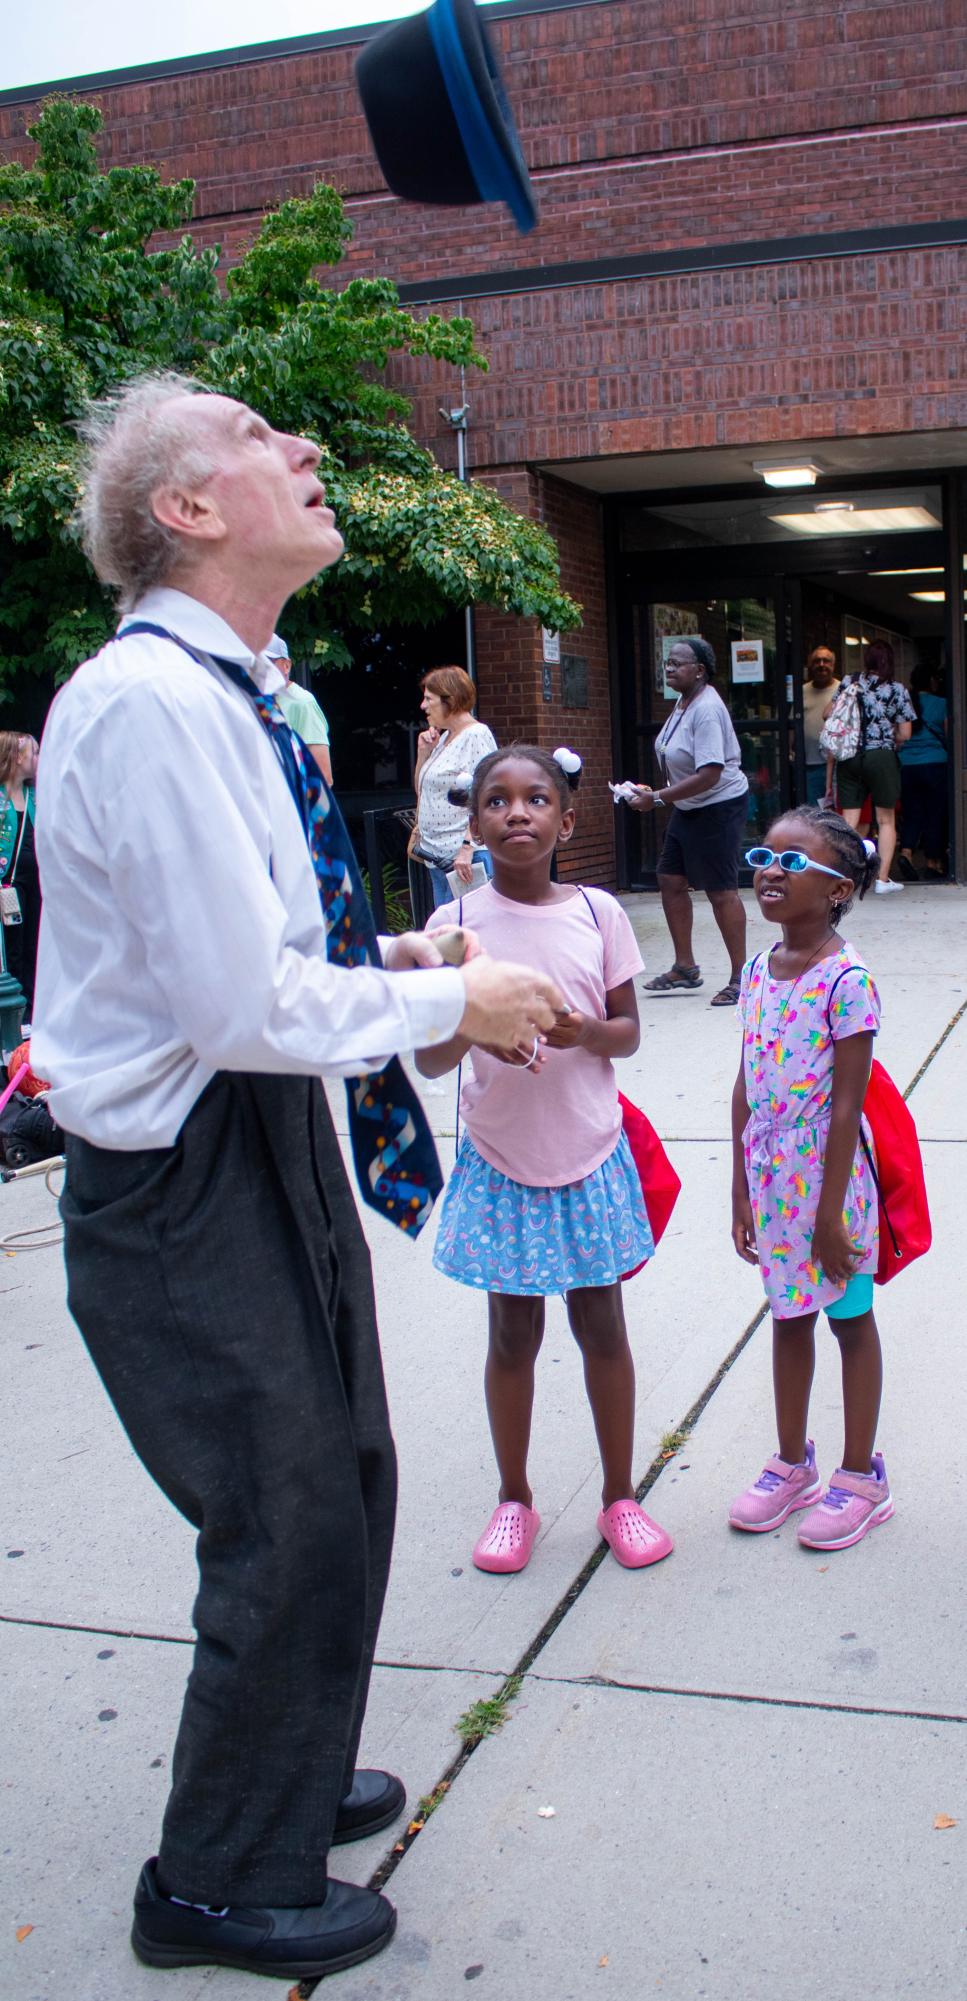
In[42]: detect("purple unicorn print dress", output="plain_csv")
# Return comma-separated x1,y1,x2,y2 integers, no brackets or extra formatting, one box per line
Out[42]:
738,942,881,1319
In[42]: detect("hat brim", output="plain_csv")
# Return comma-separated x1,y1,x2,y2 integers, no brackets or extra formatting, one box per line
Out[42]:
355,0,537,234
427,0,537,233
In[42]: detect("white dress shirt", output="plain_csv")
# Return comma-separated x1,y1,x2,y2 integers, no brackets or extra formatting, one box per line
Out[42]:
32,588,465,1148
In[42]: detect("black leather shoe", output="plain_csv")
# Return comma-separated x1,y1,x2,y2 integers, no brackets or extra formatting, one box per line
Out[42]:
131,1859,396,1978
332,1768,406,1844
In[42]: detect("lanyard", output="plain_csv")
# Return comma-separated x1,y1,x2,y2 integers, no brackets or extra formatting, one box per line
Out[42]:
656,702,687,774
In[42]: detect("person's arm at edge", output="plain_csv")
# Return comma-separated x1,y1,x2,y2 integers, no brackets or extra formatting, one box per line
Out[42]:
305,740,333,786
731,1059,757,1263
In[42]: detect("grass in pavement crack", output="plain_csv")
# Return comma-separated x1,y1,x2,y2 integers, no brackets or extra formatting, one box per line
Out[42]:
455,1673,523,1747
293,1300,769,1998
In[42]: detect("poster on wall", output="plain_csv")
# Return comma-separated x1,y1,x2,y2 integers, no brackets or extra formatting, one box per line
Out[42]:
652,609,701,702
731,638,765,684
659,633,687,699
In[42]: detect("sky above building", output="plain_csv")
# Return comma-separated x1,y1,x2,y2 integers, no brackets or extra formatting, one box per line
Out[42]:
5,0,500,92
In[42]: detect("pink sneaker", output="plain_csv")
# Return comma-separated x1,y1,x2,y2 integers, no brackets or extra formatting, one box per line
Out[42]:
729,1439,822,1532
797,1453,893,1550
472,1501,540,1574
597,1499,674,1569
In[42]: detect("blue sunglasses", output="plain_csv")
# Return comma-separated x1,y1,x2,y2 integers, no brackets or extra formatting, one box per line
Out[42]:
746,846,847,881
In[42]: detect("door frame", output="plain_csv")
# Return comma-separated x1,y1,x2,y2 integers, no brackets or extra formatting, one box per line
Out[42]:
617,570,799,889
608,512,949,888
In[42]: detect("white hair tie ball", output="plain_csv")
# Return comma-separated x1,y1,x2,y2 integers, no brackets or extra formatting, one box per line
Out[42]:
454,771,472,793
553,747,582,774
862,839,877,858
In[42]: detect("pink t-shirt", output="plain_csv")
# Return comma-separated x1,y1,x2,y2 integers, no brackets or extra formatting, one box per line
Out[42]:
427,883,644,1187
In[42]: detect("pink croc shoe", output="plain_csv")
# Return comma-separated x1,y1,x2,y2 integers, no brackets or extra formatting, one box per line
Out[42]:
472,1501,541,1574
597,1499,674,1569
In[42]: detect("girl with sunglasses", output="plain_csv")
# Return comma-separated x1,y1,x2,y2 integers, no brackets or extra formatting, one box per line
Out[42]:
729,807,893,1552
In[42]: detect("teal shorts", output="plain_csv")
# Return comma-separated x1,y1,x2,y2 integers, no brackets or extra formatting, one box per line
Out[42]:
826,1272,874,1321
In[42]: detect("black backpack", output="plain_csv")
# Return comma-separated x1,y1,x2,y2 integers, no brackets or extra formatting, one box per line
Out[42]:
0,1091,64,1170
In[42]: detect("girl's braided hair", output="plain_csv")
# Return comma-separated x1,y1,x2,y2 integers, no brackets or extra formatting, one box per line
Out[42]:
782,805,878,925
448,743,583,813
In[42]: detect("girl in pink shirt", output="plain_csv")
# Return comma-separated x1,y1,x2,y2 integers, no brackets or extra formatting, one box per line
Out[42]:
418,745,673,1577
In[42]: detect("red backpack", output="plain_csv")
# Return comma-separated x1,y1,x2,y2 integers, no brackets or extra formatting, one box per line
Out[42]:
861,1058,932,1284
828,968,932,1284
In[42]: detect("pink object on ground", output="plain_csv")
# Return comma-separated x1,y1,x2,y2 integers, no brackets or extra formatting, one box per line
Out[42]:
0,1062,29,1119
729,1439,822,1532
797,1453,893,1550
597,1499,674,1569
472,1501,541,1574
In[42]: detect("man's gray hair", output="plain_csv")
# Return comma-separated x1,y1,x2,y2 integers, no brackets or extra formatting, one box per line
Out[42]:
76,372,222,610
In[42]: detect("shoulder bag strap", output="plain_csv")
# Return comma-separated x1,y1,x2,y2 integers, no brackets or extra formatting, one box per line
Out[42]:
3,799,28,887
454,895,464,1153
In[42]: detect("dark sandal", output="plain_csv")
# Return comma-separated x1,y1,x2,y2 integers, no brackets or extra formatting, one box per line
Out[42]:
644,964,703,994
710,981,742,1007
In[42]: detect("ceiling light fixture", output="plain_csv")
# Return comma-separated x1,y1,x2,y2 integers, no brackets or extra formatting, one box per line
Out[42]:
753,459,823,489
766,503,942,536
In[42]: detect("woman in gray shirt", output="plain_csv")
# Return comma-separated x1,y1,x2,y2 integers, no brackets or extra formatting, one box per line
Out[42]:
628,636,749,1006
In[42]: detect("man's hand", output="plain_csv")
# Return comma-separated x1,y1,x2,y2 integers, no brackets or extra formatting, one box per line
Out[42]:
383,928,483,971
459,957,564,1053
628,784,657,814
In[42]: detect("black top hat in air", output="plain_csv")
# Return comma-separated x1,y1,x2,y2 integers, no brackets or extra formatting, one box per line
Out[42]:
355,0,537,234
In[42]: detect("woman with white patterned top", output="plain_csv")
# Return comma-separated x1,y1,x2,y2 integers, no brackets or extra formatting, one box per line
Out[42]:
834,640,915,895
414,666,497,906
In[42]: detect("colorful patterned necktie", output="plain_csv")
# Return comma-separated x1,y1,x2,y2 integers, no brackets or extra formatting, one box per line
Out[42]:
119,623,443,1236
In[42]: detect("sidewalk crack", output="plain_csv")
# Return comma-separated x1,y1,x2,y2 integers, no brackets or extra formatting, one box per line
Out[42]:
527,1669,967,1728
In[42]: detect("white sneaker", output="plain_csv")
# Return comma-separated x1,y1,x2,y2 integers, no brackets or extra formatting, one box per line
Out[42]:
874,878,903,895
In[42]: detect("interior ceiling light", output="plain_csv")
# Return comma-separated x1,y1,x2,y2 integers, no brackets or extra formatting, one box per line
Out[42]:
766,503,942,536
753,459,823,489
910,590,945,602
870,567,944,577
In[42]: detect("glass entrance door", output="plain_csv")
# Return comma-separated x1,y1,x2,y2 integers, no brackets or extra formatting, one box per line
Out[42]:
623,588,795,886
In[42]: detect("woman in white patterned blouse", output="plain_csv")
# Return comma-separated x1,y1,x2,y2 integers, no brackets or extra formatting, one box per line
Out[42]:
414,667,497,907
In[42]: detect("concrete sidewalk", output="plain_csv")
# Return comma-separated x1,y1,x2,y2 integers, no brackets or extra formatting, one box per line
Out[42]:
3,887,965,2001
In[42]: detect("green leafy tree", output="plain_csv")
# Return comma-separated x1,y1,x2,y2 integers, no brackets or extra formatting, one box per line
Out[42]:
0,98,580,695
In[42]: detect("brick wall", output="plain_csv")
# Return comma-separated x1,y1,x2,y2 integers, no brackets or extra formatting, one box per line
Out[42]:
397,245,967,471
5,0,967,889
470,472,614,886
4,0,964,224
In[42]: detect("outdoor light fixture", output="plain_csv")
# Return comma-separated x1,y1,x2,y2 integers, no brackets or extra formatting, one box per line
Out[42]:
753,459,823,489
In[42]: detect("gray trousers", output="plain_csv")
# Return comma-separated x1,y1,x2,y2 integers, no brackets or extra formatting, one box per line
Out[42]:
61,1073,397,1907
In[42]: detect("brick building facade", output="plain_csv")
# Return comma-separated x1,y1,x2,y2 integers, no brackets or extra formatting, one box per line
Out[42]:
4,0,967,882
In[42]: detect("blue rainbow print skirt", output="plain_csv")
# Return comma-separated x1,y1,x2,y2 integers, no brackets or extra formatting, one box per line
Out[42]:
432,1130,654,1296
